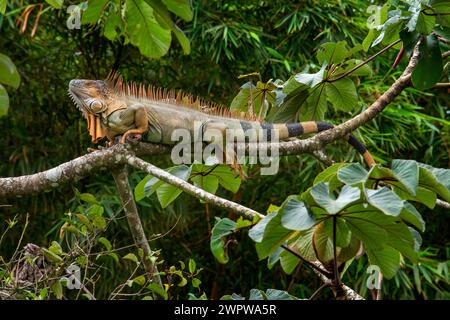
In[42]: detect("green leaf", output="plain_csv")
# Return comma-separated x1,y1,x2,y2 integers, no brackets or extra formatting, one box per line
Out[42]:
316,41,350,65
335,59,372,77
399,202,425,232
108,252,119,264
248,212,277,243
42,248,63,263
104,12,122,40
192,278,201,288
391,159,419,195
313,163,347,189
366,187,404,216
188,259,196,273
98,237,112,251
81,0,108,25
123,253,139,264
147,283,168,300
126,0,172,59
145,0,191,54
323,218,351,248
156,165,192,208
0,84,9,117
432,0,450,27
400,30,421,55
161,0,193,21
279,250,300,275
393,185,436,209
0,0,7,14
418,164,450,202
210,165,241,193
294,65,326,88
268,84,309,123
345,213,388,251
286,231,314,263
49,241,63,255
210,218,236,264
252,213,294,259
191,174,219,195
0,53,21,89
325,78,358,112
312,222,334,263
133,275,146,286
412,34,443,90
263,289,298,300
135,174,153,201
78,192,98,204
300,83,327,121
51,280,63,299
337,163,368,185
310,183,361,215
367,246,401,279
279,196,315,231
45,0,63,9
416,11,435,35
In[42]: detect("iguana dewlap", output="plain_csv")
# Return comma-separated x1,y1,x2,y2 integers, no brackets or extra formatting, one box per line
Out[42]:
68,75,375,167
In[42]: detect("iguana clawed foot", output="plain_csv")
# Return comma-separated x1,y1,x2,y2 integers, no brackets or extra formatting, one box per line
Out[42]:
120,129,146,144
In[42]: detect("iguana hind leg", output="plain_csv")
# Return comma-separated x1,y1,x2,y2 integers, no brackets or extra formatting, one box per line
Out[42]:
203,121,247,179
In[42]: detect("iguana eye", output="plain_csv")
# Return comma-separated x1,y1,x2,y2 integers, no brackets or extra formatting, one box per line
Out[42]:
88,99,105,113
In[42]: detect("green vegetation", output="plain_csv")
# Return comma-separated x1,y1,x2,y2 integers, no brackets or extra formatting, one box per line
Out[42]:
0,0,449,300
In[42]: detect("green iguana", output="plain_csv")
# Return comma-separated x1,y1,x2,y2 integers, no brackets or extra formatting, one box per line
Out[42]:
68,73,376,168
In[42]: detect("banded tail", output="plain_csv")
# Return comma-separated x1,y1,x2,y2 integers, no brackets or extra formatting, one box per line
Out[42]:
240,120,376,167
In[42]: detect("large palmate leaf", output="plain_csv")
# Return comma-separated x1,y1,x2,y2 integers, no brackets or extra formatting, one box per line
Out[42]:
310,183,361,215
279,196,315,231
417,163,450,202
126,0,171,58
366,246,401,279
366,187,404,217
337,163,369,185
345,211,417,265
249,211,294,260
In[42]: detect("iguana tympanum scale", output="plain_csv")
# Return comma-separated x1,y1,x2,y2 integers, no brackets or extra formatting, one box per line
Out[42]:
68,73,376,167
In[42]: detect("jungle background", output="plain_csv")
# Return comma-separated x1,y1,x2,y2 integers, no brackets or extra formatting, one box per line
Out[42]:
0,0,449,300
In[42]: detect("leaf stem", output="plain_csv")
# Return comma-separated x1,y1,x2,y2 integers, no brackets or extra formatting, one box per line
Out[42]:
332,215,341,287
328,39,401,83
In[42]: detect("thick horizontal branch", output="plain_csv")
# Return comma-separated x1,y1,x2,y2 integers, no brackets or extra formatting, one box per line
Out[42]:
0,143,167,199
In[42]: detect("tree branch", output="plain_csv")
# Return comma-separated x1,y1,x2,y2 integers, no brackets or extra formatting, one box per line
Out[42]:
111,167,163,289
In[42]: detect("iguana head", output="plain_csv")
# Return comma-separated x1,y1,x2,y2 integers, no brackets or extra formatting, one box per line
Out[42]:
69,79,117,143
68,79,112,114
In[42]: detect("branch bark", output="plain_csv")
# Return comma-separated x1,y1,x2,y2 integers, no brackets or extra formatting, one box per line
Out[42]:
111,166,163,288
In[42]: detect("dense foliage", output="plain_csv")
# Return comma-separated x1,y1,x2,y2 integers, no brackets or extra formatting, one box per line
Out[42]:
0,0,449,300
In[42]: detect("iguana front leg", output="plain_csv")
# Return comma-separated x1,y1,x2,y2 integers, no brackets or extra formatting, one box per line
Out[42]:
119,105,149,144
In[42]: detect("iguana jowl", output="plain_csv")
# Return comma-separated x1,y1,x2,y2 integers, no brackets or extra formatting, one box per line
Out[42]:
68,74,376,167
